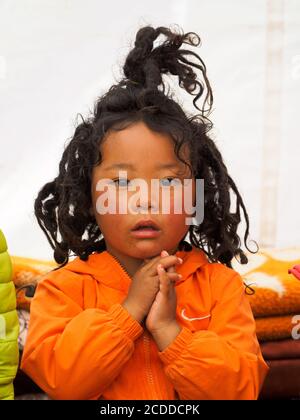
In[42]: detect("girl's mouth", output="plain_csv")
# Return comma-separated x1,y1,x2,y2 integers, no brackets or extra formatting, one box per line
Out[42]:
130,222,161,239
131,219,160,231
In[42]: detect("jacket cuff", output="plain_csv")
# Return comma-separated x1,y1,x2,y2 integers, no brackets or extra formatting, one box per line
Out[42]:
158,327,194,365
108,303,144,341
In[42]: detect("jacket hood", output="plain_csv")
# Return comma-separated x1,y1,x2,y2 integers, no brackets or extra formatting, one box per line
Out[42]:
63,245,209,291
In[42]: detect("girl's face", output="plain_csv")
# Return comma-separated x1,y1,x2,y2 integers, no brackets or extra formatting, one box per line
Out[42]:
91,121,195,265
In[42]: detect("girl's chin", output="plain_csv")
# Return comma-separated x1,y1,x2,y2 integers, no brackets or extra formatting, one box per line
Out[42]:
130,242,180,260
129,242,165,259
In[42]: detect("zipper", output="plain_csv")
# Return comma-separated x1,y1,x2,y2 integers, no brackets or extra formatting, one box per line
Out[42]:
108,251,160,398
107,251,132,280
143,331,158,399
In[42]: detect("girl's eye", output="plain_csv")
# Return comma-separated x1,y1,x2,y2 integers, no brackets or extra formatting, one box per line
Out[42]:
160,177,181,186
112,177,182,187
113,178,130,187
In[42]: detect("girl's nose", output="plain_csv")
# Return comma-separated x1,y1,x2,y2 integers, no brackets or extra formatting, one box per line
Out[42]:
131,182,160,213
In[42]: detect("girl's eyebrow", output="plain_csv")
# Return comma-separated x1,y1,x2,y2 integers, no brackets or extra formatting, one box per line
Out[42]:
103,162,182,171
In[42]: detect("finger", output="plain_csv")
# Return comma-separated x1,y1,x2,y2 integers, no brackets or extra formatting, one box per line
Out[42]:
160,254,182,277
164,272,182,282
149,255,183,273
159,251,179,280
161,251,172,274
157,264,170,295
142,254,163,268
161,250,177,274
159,253,183,267
157,265,182,289
141,255,160,269
145,252,181,266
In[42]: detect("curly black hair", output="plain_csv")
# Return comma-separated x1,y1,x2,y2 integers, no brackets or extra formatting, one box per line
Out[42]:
34,24,258,270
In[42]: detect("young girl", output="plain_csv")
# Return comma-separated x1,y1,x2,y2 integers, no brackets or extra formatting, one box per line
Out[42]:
21,25,269,400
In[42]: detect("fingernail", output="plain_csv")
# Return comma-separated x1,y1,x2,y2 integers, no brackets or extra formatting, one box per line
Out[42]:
178,274,183,278
178,258,183,264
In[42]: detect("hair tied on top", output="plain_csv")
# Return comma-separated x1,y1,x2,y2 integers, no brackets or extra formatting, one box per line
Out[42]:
123,25,213,115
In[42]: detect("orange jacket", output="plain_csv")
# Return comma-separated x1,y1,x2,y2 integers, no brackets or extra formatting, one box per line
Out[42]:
21,246,269,400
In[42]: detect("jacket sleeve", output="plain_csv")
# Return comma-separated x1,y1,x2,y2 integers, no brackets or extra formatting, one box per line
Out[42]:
20,272,143,400
157,269,270,400
0,230,19,400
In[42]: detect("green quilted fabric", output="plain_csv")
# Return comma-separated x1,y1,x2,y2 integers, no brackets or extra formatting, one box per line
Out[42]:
0,229,19,400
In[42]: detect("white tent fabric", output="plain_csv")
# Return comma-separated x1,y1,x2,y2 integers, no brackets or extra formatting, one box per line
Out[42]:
0,0,299,260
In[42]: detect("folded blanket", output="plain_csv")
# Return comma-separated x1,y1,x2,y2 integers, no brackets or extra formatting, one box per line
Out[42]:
260,338,300,360
231,247,300,318
11,256,57,311
255,313,300,341
259,358,300,399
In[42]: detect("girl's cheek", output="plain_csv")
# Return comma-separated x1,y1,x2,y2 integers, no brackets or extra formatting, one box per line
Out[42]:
168,184,195,216
163,213,188,229
162,190,188,227
93,187,120,215
93,189,132,228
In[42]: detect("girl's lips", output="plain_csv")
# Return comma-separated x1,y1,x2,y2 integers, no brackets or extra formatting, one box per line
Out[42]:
130,228,161,239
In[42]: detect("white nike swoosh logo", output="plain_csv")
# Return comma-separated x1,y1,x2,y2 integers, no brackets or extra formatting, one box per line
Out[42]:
180,308,211,321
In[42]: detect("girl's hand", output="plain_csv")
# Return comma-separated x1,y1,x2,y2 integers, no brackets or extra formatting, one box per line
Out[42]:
145,250,182,334
122,252,182,324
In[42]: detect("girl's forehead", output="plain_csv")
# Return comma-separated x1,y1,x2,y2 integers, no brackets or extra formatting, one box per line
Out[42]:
100,123,190,164
99,144,191,174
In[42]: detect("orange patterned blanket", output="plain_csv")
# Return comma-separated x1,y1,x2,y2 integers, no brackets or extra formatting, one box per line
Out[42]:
231,247,300,341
